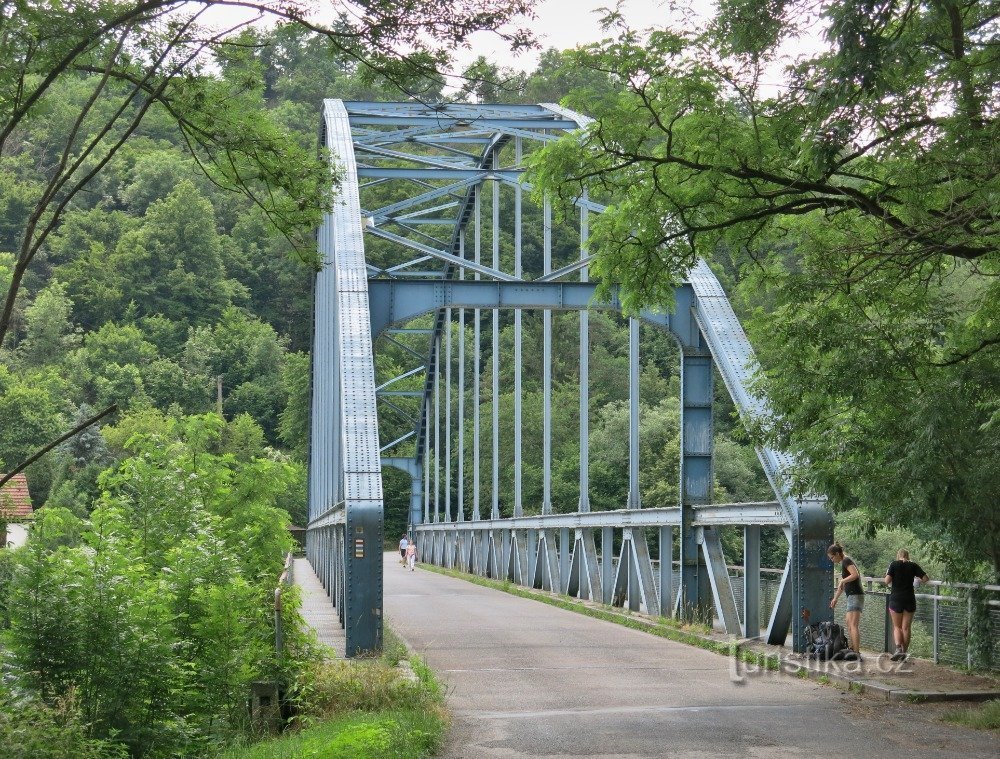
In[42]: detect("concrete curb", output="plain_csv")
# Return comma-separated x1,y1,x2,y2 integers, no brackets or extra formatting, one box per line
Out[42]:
420,563,1000,705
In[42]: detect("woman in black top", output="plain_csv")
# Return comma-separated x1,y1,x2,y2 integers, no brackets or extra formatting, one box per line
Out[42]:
828,542,864,655
884,549,930,660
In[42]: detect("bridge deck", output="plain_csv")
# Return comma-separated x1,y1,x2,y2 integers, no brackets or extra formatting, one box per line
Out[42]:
293,557,345,657
384,554,996,759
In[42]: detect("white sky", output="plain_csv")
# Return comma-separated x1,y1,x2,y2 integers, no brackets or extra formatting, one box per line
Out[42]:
452,0,714,73
201,0,818,94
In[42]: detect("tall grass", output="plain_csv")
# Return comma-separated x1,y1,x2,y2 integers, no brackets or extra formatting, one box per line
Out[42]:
221,627,447,758
943,700,1000,730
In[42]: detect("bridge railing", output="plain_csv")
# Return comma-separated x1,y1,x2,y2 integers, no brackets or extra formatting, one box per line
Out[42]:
828,575,1000,670
721,564,1000,671
274,551,294,656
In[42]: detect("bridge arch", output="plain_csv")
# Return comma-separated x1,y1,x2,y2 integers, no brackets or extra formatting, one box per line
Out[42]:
308,100,832,657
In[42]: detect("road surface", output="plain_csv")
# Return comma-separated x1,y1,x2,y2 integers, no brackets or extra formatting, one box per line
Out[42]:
383,554,997,758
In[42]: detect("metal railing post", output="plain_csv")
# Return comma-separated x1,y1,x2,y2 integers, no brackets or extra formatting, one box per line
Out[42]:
933,588,940,664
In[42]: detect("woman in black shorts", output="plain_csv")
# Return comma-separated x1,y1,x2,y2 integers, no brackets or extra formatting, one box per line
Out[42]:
884,549,930,660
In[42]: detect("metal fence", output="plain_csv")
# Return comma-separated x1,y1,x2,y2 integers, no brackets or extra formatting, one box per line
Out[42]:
533,554,999,671
724,567,1000,671
826,576,1000,670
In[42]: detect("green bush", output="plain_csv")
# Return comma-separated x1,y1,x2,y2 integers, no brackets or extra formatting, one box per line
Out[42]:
5,414,304,756
0,688,128,759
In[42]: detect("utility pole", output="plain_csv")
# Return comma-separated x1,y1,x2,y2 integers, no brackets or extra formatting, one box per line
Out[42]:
216,375,224,417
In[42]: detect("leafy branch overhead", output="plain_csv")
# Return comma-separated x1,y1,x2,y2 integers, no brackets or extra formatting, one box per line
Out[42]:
528,0,1000,577
528,0,998,312
0,0,536,347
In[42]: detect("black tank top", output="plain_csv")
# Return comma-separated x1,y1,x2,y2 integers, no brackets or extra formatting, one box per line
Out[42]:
842,557,863,596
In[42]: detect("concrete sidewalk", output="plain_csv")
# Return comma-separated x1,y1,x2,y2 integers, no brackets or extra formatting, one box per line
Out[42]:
292,557,344,657
385,554,998,759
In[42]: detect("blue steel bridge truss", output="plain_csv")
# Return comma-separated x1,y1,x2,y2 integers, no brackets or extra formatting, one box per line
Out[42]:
306,100,834,657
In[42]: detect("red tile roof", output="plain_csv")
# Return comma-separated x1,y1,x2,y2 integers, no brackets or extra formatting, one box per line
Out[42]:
0,474,33,518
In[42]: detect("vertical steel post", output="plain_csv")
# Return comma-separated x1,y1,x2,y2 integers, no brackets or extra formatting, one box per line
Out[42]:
423,397,430,523
560,526,571,593
491,155,500,520
602,526,614,603
434,337,440,523
659,526,673,618
744,525,761,638
679,345,714,622
542,194,553,515
513,137,523,518
932,591,939,663
458,232,466,523
967,594,973,668
445,307,452,522
628,318,640,509
473,187,482,521
579,193,590,512
409,470,422,530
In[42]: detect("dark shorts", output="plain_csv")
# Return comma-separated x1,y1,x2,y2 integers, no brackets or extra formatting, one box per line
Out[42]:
400,548,407,558
888,598,916,614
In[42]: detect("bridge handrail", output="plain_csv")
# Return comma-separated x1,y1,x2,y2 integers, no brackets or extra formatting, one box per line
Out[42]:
274,551,294,655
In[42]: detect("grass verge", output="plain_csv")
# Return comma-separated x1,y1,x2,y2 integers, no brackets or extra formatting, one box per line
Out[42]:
221,627,447,758
942,699,1000,730
219,710,443,759
419,563,781,673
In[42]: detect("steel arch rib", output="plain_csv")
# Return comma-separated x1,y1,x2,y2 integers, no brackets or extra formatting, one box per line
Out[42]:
307,99,384,657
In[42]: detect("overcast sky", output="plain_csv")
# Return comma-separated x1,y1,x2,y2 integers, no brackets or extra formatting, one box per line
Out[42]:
453,0,715,74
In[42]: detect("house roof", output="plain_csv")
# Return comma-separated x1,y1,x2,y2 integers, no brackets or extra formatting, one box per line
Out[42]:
0,474,33,519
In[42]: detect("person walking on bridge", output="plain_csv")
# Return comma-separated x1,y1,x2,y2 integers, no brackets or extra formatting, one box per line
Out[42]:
398,534,409,565
828,542,864,656
406,540,417,571
885,549,929,661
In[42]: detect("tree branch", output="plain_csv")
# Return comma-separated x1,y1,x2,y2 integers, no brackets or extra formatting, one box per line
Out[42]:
0,405,119,491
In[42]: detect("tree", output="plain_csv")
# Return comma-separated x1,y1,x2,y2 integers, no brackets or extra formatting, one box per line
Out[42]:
110,180,236,323
9,416,299,754
529,1,999,312
528,1,1000,578
457,56,527,103
17,281,80,366
0,0,536,350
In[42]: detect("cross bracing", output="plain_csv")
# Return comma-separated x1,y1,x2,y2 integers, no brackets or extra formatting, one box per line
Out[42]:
307,100,834,658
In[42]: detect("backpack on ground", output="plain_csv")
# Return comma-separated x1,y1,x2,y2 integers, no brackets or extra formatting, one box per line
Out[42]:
803,621,849,661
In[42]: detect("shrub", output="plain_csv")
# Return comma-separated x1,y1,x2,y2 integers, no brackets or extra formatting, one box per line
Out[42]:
0,687,128,759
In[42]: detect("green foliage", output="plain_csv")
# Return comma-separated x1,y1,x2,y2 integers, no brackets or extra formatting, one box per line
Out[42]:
7,413,297,756
17,281,80,367
0,546,14,627
0,687,128,759
106,181,240,324
0,364,68,472
278,351,310,461
221,711,445,759
526,1,1000,579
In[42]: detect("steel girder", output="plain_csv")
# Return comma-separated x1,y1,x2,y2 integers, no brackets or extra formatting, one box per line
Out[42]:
307,101,383,657
308,100,833,655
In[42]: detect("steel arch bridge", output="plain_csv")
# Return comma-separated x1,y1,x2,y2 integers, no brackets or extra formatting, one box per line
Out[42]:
305,100,834,657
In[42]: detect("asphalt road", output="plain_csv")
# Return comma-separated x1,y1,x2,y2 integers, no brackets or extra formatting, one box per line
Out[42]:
383,554,998,759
